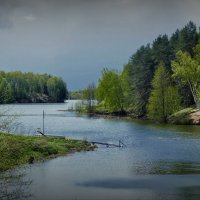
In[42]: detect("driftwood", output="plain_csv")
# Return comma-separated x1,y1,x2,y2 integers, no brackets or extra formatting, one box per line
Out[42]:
36,131,126,147
90,140,126,148
37,130,46,137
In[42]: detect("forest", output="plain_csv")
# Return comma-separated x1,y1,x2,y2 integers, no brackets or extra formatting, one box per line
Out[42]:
1,21,200,123
84,21,200,123
0,71,67,103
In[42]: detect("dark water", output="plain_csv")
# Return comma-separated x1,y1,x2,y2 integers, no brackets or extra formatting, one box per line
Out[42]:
1,101,200,200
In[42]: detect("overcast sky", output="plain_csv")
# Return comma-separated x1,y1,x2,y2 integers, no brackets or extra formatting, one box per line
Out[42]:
0,0,200,90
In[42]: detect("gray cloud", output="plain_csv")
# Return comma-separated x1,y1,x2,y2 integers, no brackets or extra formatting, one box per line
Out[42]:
0,0,200,89
0,0,21,28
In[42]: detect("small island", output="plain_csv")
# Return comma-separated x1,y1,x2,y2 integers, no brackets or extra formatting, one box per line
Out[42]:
0,71,68,104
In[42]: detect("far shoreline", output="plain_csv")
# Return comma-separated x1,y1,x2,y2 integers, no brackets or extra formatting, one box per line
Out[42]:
67,107,200,126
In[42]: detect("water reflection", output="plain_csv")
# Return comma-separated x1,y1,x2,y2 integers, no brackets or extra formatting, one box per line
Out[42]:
133,161,200,175
126,118,200,138
179,186,200,200
0,102,200,200
77,178,161,189
0,167,32,200
78,176,200,200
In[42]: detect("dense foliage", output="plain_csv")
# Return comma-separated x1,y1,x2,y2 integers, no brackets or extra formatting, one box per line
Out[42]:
147,63,181,122
96,69,125,112
68,90,84,100
95,21,200,122
172,50,200,108
0,71,67,103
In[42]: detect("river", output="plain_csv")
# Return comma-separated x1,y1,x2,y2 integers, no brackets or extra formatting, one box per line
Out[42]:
1,101,200,200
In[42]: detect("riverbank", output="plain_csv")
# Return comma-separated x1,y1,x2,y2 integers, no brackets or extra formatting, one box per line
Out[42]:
0,133,96,171
168,108,200,125
79,107,200,125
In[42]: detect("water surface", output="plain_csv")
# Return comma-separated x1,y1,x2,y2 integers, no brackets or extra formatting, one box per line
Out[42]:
1,101,200,200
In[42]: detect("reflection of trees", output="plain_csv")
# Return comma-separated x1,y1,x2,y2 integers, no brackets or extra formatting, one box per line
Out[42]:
0,168,32,200
134,161,200,175
150,161,200,175
179,186,200,200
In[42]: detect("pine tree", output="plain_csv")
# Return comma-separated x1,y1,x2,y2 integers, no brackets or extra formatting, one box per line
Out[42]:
127,45,155,116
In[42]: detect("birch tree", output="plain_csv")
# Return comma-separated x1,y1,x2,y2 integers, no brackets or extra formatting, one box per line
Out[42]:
172,50,200,108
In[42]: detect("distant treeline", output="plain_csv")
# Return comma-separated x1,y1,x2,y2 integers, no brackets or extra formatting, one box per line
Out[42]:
68,90,84,100
0,71,68,103
83,21,200,122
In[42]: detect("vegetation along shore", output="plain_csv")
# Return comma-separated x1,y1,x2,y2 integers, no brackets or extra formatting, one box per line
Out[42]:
0,133,96,172
0,71,68,103
1,21,200,173
75,22,200,125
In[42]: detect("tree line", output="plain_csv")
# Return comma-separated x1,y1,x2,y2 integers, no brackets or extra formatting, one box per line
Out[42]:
83,21,200,122
0,71,67,103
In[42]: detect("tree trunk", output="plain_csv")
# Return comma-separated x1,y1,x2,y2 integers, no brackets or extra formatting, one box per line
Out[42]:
188,80,199,108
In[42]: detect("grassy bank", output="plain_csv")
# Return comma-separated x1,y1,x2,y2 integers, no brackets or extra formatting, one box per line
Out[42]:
70,101,200,125
168,108,200,125
0,133,96,172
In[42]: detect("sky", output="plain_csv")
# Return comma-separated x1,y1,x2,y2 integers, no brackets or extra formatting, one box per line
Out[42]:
0,0,200,90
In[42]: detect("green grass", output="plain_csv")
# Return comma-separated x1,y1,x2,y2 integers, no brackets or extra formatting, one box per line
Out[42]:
0,133,96,172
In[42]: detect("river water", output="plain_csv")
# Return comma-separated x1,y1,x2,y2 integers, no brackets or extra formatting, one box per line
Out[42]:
1,101,200,200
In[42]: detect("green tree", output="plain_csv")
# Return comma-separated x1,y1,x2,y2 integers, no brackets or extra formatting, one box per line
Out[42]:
172,50,200,108
178,21,198,56
152,34,173,69
0,71,67,104
0,78,13,103
170,22,198,56
96,69,125,112
82,83,96,113
47,77,67,102
147,63,181,122
169,22,199,107
121,64,134,111
126,45,155,116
